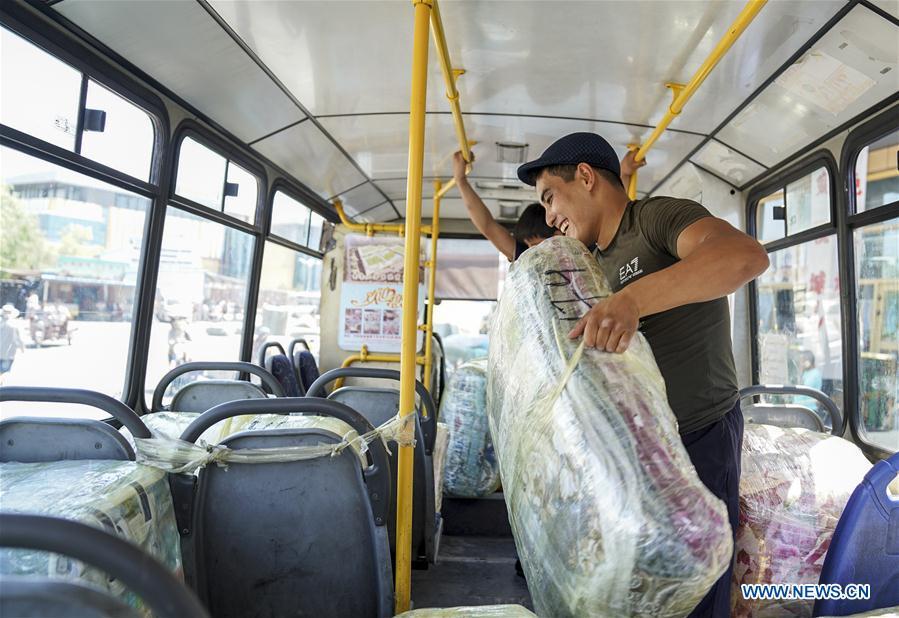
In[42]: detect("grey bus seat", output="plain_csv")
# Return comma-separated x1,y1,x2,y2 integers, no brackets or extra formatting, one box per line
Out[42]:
0,387,150,462
0,513,208,618
151,361,284,413
739,385,843,435
742,403,825,432
306,368,439,565
180,398,393,618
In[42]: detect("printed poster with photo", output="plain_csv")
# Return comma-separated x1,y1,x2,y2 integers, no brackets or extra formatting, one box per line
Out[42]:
339,234,425,353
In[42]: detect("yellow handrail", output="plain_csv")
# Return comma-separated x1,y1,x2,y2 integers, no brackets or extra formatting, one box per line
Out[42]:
334,200,432,236
395,0,431,612
333,346,427,389
430,0,471,165
421,179,443,396
627,0,767,199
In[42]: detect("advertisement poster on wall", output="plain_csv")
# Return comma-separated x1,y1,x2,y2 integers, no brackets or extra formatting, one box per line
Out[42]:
339,234,425,353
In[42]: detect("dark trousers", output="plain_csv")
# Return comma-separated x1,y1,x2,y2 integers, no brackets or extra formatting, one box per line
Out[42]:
682,400,743,618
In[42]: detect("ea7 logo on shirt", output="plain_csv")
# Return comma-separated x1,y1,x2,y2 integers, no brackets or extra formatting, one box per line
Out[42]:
619,257,643,285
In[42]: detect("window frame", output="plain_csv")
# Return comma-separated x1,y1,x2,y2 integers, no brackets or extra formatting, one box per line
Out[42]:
839,105,899,458
746,150,841,416
0,15,167,188
0,6,170,410
267,179,331,258
170,123,267,232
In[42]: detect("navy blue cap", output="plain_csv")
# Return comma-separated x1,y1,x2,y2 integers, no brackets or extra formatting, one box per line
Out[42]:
517,132,620,186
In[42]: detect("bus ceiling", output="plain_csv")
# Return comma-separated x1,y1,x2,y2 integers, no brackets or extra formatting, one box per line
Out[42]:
22,0,897,225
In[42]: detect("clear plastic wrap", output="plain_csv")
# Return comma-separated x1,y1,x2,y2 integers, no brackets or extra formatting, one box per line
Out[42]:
432,421,449,514
395,605,537,617
0,460,182,617
732,424,872,618
132,412,414,474
441,359,502,497
487,236,732,617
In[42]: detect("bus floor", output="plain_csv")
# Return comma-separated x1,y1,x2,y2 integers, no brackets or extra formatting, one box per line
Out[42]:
411,535,533,610
411,493,533,610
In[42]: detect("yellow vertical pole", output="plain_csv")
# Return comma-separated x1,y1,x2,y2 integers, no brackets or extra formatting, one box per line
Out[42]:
396,0,431,612
422,180,443,393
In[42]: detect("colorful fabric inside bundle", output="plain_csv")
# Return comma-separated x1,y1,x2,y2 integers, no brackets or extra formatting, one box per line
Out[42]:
732,423,872,618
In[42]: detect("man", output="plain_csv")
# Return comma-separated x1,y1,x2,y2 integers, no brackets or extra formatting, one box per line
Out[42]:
0,304,25,382
516,132,769,617
452,149,645,261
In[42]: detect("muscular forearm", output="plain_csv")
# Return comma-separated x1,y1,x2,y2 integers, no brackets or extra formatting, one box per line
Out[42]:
457,178,493,232
621,236,769,317
457,177,515,260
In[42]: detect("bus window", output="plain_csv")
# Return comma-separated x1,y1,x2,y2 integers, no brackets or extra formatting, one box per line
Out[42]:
308,211,325,252
0,146,149,411
756,189,785,244
80,80,155,182
175,136,227,210
752,163,841,422
756,236,843,418
855,218,898,450
223,161,257,223
144,207,254,400
255,241,322,361
855,129,899,213
270,190,312,248
433,300,492,378
0,26,81,151
785,167,831,234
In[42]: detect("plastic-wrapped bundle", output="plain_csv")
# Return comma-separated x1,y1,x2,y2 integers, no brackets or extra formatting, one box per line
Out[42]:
395,605,537,617
487,236,732,617
0,460,181,617
732,424,872,617
441,359,502,497
125,411,368,465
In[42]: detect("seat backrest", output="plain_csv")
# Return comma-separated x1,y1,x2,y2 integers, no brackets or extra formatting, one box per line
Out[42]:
0,417,134,462
739,385,842,435
814,453,899,616
194,430,392,618
0,577,141,618
151,361,284,412
170,380,269,414
294,350,321,393
179,397,393,618
264,354,303,396
0,513,208,618
0,387,150,463
742,403,825,432
328,386,436,564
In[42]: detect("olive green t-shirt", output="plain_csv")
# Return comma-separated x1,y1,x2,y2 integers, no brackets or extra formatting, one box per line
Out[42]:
594,196,738,434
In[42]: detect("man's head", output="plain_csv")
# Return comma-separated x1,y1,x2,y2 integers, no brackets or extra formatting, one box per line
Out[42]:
513,203,557,247
517,132,626,245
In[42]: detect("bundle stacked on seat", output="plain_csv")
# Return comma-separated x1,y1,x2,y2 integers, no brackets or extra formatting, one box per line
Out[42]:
487,237,732,617
732,424,872,617
0,460,181,617
441,359,501,498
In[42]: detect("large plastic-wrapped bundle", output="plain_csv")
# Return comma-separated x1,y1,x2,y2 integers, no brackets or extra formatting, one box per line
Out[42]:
0,460,182,617
732,424,872,617
396,605,537,617
487,237,732,617
441,358,501,497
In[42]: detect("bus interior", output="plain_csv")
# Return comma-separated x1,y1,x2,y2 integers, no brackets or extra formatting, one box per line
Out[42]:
0,0,897,616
